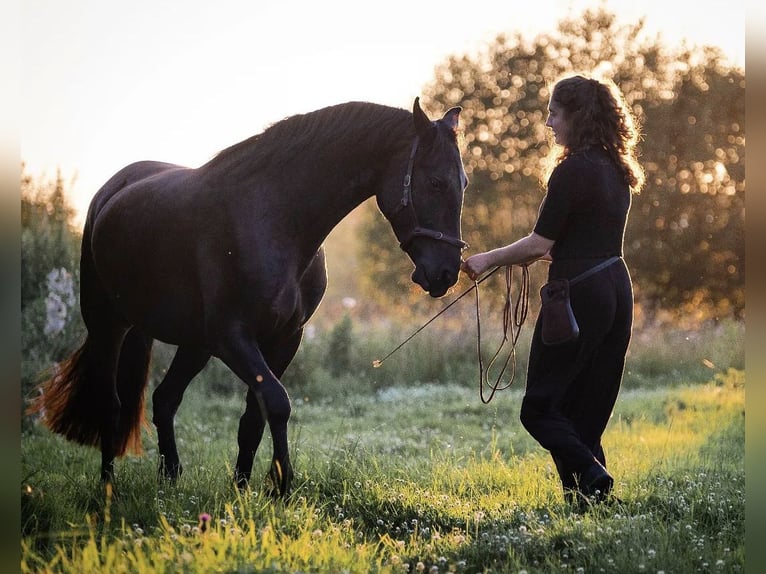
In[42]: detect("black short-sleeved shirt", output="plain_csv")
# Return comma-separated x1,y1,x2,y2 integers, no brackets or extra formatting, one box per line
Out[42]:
534,147,631,261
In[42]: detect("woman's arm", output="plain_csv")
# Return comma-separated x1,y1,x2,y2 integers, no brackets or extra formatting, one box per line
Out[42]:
461,232,554,280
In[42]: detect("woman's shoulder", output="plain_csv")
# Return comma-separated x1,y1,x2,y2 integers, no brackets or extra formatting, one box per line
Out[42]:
552,147,611,178
550,151,591,180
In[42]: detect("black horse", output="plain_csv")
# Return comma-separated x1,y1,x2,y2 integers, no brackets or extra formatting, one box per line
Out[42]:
31,98,467,496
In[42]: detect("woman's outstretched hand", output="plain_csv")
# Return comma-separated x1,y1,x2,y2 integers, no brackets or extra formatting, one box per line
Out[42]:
461,254,491,281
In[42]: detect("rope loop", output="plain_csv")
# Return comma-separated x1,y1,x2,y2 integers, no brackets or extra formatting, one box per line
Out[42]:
373,265,531,404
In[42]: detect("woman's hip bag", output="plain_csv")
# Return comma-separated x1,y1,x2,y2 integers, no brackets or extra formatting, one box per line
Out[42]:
540,256,621,345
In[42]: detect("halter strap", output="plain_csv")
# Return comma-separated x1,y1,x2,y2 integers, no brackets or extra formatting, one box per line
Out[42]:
400,136,419,208
395,135,467,251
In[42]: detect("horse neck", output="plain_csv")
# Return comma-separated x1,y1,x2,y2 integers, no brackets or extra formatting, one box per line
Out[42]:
205,117,412,253
277,146,401,249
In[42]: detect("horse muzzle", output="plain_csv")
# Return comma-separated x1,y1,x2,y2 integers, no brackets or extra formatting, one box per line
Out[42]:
412,262,459,298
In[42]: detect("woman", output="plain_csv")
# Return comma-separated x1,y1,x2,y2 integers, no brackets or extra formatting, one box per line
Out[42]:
461,74,644,507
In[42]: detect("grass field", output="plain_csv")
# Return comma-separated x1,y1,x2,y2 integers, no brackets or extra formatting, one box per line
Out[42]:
21,360,744,573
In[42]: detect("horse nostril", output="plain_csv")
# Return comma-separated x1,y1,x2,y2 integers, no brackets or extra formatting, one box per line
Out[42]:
440,267,457,287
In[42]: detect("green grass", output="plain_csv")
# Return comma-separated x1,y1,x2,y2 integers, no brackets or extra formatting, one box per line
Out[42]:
21,368,744,573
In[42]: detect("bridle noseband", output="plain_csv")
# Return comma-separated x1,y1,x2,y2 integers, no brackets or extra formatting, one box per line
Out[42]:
394,136,468,251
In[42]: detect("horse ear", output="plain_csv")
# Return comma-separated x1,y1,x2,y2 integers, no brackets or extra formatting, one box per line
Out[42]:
441,106,462,132
412,97,434,137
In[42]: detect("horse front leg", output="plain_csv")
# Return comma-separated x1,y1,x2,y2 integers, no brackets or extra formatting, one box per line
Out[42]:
240,374,293,497
234,389,267,488
231,372,294,497
152,346,210,481
215,331,297,498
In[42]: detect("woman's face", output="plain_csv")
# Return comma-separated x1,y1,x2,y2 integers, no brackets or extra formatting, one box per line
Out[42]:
545,99,570,147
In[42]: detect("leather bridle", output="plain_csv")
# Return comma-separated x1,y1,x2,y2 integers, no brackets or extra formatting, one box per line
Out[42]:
393,136,468,252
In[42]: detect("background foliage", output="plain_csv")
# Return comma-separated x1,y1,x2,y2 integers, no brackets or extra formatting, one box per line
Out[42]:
21,170,84,406
357,8,745,324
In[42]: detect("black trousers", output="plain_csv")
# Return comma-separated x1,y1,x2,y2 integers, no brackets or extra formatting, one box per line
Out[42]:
520,258,633,490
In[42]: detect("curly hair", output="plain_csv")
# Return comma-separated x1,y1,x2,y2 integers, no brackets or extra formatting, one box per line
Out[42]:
544,75,645,194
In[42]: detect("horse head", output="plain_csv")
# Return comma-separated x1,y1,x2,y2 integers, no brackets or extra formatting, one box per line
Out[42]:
380,97,467,298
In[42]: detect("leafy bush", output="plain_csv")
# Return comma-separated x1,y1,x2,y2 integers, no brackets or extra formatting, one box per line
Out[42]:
21,171,84,407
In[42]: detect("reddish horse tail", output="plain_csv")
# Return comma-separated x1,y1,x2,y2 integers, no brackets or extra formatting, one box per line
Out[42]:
28,202,154,458
29,329,152,456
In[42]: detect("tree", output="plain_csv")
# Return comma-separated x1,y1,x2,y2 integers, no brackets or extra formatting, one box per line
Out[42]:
357,7,745,322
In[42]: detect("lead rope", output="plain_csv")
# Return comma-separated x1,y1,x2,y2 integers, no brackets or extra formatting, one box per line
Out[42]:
373,264,530,404
476,264,529,403
372,266,502,369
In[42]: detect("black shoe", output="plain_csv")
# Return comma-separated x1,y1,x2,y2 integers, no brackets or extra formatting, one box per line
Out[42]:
563,487,589,513
580,462,614,498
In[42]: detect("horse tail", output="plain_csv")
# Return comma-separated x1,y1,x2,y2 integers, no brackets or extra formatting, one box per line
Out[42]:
28,199,154,456
28,338,102,448
28,329,153,456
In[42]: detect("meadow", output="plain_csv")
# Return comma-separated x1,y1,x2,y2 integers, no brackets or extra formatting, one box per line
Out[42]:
21,319,745,573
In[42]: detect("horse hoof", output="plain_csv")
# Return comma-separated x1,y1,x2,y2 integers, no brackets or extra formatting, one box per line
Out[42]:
158,461,183,482
233,471,250,491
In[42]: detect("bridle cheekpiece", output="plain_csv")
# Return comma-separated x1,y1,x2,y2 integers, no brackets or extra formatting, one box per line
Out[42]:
395,135,467,251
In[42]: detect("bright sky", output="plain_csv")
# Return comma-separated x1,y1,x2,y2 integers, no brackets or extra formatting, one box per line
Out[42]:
20,0,745,225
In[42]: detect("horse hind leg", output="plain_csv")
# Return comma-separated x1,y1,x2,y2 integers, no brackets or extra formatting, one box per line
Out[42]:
71,323,128,483
103,326,154,482
152,346,210,481
31,323,127,483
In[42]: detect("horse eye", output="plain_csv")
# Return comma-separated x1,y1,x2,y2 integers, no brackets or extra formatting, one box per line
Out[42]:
429,176,444,190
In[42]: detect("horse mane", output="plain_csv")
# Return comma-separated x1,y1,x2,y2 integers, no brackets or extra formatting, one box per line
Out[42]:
202,102,414,176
